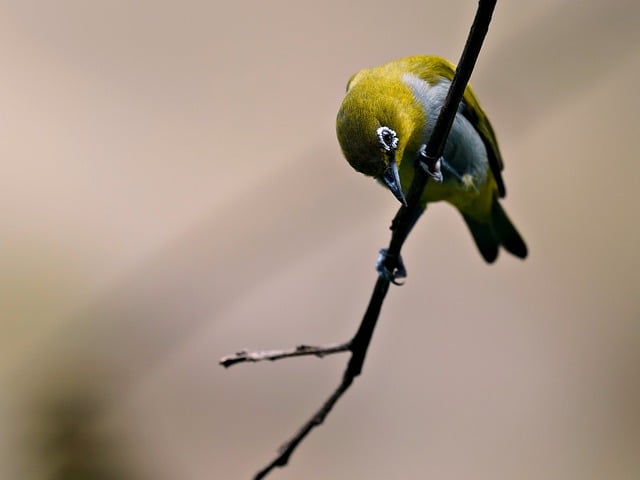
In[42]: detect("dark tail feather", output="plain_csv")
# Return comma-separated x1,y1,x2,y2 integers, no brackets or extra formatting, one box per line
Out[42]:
462,199,527,263
491,199,528,259
462,213,499,263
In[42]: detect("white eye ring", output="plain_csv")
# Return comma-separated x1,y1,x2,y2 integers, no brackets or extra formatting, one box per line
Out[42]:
376,126,398,152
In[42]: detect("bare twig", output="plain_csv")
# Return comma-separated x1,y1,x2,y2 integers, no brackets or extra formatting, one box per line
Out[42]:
219,342,351,368
221,1,498,477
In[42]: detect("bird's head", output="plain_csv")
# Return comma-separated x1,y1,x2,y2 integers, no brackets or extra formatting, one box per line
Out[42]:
336,71,424,206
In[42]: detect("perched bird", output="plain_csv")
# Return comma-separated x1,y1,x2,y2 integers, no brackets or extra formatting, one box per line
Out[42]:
336,55,527,273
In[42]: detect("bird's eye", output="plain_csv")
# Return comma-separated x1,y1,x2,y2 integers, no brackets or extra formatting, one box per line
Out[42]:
376,126,398,153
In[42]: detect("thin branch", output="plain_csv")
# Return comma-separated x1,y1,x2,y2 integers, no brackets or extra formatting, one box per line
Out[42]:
219,342,351,368
254,374,353,480
345,276,390,378
222,1,498,477
248,275,390,479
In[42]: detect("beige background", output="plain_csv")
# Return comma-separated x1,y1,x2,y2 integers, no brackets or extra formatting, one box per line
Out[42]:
2,0,639,479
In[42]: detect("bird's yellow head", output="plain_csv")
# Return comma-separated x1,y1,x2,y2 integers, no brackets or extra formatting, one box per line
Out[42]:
336,69,426,206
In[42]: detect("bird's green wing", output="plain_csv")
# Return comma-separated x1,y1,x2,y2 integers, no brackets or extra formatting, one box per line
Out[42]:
460,89,506,197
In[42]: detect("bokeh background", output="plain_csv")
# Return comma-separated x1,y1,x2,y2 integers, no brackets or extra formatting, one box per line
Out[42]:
2,0,639,479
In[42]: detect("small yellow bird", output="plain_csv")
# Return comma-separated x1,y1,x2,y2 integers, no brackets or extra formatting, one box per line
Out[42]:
336,55,527,271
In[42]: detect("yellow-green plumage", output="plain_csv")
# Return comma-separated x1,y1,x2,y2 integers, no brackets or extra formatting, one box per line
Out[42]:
336,55,527,262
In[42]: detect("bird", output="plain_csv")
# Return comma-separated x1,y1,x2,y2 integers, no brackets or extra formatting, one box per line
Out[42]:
336,55,527,278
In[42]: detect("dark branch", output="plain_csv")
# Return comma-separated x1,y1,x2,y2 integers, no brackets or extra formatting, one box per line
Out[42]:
254,374,353,480
221,1,498,477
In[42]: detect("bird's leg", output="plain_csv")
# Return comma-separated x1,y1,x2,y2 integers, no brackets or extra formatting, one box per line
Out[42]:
376,205,424,285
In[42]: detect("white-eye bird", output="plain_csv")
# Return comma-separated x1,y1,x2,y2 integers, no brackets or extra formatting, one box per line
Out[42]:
336,55,527,267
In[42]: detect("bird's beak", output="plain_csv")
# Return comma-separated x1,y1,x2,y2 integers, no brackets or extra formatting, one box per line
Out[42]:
382,160,407,206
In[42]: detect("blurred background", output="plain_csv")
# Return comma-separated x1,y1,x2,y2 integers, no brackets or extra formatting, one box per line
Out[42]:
1,0,639,479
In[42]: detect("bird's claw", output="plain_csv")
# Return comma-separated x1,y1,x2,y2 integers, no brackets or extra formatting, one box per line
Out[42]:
418,145,444,183
376,248,407,285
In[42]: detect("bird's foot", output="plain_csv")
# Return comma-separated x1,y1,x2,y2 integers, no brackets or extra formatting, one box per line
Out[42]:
376,248,407,285
418,145,444,183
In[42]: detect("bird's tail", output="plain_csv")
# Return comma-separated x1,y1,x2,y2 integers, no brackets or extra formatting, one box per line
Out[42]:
461,198,527,263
